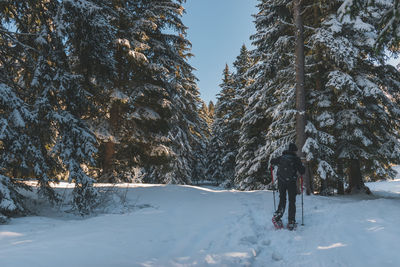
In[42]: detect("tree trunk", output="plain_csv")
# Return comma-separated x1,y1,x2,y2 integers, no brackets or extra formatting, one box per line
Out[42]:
346,158,371,194
293,0,311,194
320,178,327,196
102,102,120,181
337,160,345,195
103,141,115,174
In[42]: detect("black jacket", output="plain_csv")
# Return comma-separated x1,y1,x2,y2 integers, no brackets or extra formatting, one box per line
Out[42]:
270,150,305,181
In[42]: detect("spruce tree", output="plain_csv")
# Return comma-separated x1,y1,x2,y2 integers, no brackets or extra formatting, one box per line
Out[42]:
305,0,400,193
233,0,400,193
0,3,33,220
0,82,32,221
208,101,215,119
209,45,254,188
136,0,207,184
88,0,208,184
58,0,116,184
199,102,213,135
235,0,296,190
207,65,236,185
338,0,399,50
0,0,102,216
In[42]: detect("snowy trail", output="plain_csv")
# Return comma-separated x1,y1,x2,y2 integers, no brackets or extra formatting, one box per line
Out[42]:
1,178,400,266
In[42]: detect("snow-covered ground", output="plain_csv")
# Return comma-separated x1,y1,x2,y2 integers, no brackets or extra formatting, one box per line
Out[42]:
1,168,399,267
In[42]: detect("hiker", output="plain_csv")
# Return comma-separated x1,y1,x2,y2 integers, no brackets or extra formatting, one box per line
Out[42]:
270,143,305,230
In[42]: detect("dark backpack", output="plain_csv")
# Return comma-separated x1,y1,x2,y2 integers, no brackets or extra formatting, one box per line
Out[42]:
277,154,297,182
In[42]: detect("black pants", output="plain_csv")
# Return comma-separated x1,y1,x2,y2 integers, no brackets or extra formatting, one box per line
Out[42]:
276,179,297,222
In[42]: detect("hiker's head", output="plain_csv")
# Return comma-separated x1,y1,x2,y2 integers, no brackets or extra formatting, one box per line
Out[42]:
288,143,298,152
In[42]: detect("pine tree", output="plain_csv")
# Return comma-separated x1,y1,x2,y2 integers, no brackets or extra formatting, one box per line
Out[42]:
0,0,102,217
207,65,236,185
199,102,213,135
88,0,208,184
208,101,215,119
208,45,254,188
136,0,208,184
235,0,296,190
0,0,208,220
40,0,112,213
32,0,101,213
0,82,32,221
58,0,116,184
305,0,400,194
233,0,400,193
0,3,35,220
0,1,59,216
338,0,399,50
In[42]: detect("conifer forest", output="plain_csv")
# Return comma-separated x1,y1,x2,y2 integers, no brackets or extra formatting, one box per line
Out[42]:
1,0,400,222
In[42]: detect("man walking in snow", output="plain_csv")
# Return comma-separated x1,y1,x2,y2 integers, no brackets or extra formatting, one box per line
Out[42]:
270,143,305,230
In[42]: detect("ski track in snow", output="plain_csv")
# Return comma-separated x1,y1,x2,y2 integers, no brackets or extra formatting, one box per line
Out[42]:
0,171,400,267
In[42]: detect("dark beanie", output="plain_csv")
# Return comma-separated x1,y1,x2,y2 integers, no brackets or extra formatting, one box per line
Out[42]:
288,143,298,152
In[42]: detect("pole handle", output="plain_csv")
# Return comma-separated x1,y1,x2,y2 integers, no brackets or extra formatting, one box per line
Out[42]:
270,166,274,184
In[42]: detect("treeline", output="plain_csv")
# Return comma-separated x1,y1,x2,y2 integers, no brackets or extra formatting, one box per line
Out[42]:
209,0,400,193
0,0,210,220
1,0,400,222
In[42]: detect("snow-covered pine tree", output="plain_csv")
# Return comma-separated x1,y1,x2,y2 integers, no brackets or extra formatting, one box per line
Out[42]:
296,1,342,194
131,0,208,184
36,2,101,213
209,45,253,188
235,0,297,190
206,126,224,185
0,0,101,216
229,45,261,190
208,101,215,119
232,45,254,122
207,65,237,186
0,4,35,221
58,0,117,184
338,0,399,50
89,0,208,184
199,102,213,136
29,0,101,213
85,0,163,182
0,81,32,221
197,101,214,185
193,101,213,184
0,1,61,218
306,0,400,194
234,0,400,193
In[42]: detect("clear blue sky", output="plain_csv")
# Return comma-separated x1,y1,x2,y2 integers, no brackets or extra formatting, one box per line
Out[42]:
182,1,400,105
182,0,258,104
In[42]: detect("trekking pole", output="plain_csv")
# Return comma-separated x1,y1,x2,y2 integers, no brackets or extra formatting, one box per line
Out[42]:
301,175,304,226
270,166,276,211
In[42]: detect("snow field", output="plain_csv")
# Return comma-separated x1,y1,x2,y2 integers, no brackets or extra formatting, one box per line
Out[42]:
0,170,399,266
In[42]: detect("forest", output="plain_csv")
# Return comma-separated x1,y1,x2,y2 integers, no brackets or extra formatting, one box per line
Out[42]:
1,0,400,222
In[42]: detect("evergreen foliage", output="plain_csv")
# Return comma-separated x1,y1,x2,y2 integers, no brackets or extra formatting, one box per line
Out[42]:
0,0,101,215
234,0,400,192
0,0,207,220
209,45,255,187
207,65,235,185
306,0,400,193
235,0,296,190
338,0,400,51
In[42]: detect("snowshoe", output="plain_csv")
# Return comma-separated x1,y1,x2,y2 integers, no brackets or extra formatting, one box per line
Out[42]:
287,221,297,231
272,216,283,229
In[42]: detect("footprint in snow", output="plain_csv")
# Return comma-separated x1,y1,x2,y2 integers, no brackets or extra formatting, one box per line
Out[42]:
272,251,283,261
240,236,258,245
262,239,271,246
